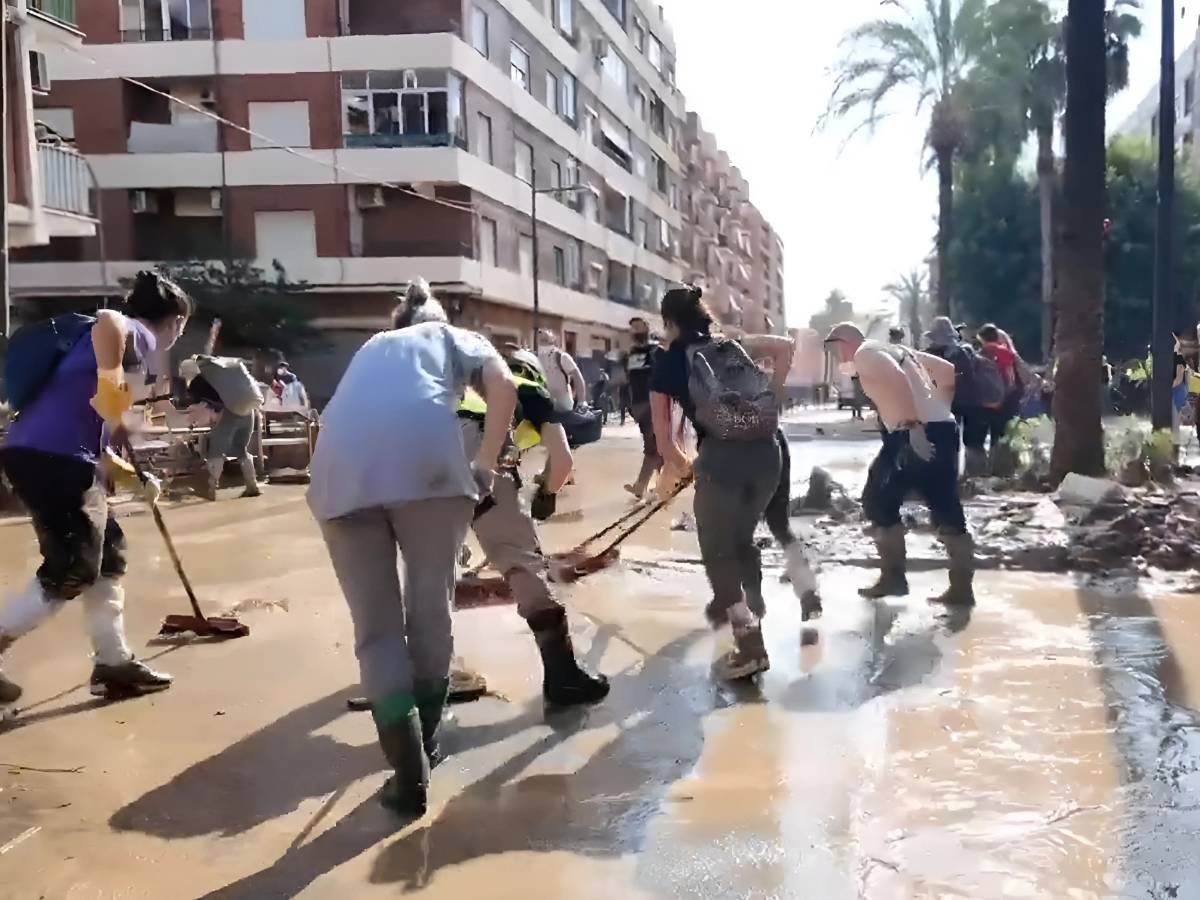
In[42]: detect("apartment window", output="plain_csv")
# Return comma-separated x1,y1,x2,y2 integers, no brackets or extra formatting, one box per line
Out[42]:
120,0,212,41
566,239,582,287
648,36,664,73
511,43,531,92
635,218,648,249
565,156,580,188
342,71,459,145
243,0,304,40
601,0,626,25
1188,75,1196,115
632,17,646,52
255,211,316,268
668,182,678,210
560,73,578,124
634,152,647,180
479,217,498,266
475,112,493,164
660,218,671,251
545,72,560,114
634,89,648,122
653,154,668,194
470,6,489,58
553,247,567,286
550,160,563,189
601,47,629,92
587,262,603,292
249,101,310,149
515,139,534,183
553,0,574,36
583,106,599,146
518,235,534,277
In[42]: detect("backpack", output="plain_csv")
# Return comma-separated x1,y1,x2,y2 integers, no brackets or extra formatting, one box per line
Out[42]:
948,344,1005,408
194,355,263,417
685,337,779,441
3,313,96,412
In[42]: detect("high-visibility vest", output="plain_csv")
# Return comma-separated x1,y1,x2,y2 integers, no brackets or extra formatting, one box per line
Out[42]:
458,377,546,450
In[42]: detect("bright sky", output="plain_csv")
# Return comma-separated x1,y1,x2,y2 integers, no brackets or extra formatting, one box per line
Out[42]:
660,0,1171,330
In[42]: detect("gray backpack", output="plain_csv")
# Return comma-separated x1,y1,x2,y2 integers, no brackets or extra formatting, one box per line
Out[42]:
196,356,263,417
686,337,778,441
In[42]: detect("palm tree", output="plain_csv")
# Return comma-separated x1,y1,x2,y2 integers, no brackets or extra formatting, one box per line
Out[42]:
977,0,1141,363
826,0,990,318
883,269,930,343
1050,0,1107,481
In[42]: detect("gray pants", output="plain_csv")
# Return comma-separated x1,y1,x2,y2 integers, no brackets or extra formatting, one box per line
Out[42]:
472,470,560,620
693,438,782,623
319,497,474,705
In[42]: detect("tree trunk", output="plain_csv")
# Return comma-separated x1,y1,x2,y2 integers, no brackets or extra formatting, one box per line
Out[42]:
1050,0,1107,482
906,295,922,347
1036,121,1056,364
935,146,954,318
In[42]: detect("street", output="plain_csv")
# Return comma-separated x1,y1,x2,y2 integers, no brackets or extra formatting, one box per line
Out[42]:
0,416,1197,899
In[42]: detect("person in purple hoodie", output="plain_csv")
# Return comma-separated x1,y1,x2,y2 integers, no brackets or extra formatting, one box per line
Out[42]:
0,271,192,705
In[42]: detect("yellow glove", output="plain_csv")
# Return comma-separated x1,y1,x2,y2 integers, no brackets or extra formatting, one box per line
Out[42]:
90,369,132,427
102,451,140,492
513,420,542,451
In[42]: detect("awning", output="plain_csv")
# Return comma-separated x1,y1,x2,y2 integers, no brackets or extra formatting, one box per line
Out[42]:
600,116,632,156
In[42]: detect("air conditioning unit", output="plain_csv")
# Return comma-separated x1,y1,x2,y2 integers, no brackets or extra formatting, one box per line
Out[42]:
355,185,385,209
592,37,609,61
209,189,222,211
130,190,158,215
199,89,217,111
29,52,50,93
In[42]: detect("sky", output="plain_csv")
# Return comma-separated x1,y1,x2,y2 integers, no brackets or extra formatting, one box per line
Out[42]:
658,0,1173,330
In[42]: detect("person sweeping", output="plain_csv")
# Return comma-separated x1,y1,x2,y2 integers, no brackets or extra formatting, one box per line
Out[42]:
0,270,192,704
824,322,975,607
308,280,516,818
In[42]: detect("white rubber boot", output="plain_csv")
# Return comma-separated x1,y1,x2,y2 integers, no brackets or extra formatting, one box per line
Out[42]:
239,455,262,498
0,579,63,704
80,578,133,666
784,543,823,621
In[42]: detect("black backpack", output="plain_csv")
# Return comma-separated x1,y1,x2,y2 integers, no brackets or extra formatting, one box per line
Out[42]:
947,343,1006,408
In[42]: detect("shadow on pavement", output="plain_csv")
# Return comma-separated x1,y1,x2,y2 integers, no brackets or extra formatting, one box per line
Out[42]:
198,630,710,898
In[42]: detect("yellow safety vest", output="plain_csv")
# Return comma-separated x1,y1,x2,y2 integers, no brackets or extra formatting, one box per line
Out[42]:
458,378,544,450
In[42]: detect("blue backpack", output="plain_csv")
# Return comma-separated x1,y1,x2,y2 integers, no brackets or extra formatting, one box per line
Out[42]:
3,313,96,411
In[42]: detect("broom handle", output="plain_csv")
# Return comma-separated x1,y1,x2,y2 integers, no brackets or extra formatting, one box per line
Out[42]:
592,477,692,560
573,500,654,552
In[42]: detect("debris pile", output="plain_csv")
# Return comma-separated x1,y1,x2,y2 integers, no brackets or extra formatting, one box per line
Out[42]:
1067,492,1200,572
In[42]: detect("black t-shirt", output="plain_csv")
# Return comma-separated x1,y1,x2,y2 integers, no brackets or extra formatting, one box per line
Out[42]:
626,341,662,406
516,381,561,432
650,331,707,439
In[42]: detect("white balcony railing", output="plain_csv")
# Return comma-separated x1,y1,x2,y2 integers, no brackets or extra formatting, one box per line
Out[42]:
38,143,92,216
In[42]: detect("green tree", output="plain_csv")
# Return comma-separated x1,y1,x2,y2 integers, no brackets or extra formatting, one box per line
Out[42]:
808,289,857,338
826,0,990,317
883,269,933,345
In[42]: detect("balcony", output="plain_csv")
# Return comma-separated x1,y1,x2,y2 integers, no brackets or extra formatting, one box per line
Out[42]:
39,143,92,217
344,132,461,149
128,119,219,154
29,0,77,27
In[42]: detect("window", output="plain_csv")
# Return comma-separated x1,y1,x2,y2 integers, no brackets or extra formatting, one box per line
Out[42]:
601,47,628,92
255,211,316,267
518,235,534,277
653,154,668,194
1188,75,1196,115
660,218,670,251
587,262,603,292
545,72,560,114
553,247,566,286
121,0,211,41
583,106,599,146
566,240,582,287
479,217,498,266
511,43,530,92
634,152,647,180
648,36,664,72
342,71,459,144
554,0,574,36
475,112,493,164
560,73,577,123
634,218,648,248
550,160,563,189
249,101,310,149
243,0,304,40
470,6,489,58
634,89,647,122
669,182,678,210
566,156,580,188
632,17,646,52
515,139,533,184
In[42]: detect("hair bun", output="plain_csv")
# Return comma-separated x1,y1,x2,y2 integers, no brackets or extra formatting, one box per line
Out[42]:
689,285,703,301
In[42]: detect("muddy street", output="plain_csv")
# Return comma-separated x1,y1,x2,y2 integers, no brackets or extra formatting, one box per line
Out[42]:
1,417,1198,899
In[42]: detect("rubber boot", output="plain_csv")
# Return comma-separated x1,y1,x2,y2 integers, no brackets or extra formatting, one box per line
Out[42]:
714,602,770,680
373,704,429,818
859,525,909,599
0,579,64,704
964,447,989,478
528,607,610,706
414,678,449,769
930,532,976,607
83,579,173,698
199,457,223,501
784,542,823,621
239,455,262,498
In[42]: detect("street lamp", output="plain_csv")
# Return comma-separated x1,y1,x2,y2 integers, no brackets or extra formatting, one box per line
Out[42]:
529,168,595,342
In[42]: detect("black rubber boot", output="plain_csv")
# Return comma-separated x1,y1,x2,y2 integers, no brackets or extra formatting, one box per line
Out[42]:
0,672,21,705
90,659,173,698
930,533,977,607
528,607,610,706
374,706,429,818
414,678,449,769
859,525,909,599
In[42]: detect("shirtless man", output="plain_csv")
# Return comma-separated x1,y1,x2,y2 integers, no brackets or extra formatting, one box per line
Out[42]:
824,323,975,606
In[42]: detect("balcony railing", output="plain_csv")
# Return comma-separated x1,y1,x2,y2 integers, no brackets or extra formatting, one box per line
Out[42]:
38,143,92,217
128,119,219,154
121,26,213,42
344,132,461,149
29,0,77,26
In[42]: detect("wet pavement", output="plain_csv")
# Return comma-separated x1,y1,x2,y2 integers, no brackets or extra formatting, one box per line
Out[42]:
1,414,1199,898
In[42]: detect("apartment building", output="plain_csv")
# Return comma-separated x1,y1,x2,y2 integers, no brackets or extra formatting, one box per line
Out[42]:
10,0,687,391
5,0,96,253
680,112,785,337
1117,27,1198,162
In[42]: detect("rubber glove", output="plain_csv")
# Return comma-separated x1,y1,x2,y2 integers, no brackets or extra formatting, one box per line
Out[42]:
103,451,162,504
90,368,132,427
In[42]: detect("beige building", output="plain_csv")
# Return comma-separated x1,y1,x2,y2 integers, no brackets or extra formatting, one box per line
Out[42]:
679,111,785,336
